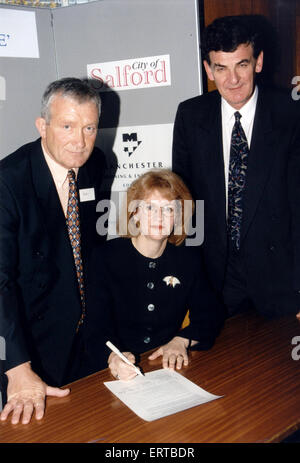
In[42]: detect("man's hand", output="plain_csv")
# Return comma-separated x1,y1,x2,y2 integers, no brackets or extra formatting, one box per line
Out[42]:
0,361,70,424
296,311,300,321
108,352,138,381
148,336,190,370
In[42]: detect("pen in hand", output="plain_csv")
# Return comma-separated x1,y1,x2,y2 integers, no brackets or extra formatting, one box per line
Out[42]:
106,341,145,377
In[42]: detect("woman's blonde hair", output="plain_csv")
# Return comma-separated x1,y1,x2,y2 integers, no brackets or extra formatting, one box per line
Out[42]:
118,169,194,246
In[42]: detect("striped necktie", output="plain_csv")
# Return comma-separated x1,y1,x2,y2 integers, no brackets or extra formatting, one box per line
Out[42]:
227,111,249,250
66,169,85,331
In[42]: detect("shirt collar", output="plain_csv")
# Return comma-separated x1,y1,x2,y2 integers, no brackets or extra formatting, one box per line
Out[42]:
41,140,79,187
222,85,258,124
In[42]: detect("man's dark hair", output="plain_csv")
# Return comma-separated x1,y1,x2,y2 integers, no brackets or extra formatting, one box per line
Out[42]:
41,77,101,122
201,15,263,63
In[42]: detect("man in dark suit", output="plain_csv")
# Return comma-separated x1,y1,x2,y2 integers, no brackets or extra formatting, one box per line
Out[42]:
0,78,107,424
173,16,300,320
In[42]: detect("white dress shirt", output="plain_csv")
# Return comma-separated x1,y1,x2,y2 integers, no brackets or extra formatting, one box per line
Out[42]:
41,141,79,217
221,86,258,215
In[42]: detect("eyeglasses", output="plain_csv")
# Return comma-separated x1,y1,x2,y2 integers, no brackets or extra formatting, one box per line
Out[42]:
139,202,175,217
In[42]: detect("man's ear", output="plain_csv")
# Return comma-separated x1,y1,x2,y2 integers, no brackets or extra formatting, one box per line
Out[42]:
203,60,214,81
35,117,46,139
255,51,264,74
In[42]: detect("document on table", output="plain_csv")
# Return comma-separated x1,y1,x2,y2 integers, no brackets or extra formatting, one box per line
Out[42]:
104,369,223,422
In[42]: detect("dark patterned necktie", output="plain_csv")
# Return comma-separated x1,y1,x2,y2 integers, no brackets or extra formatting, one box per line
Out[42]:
227,111,249,250
66,169,85,331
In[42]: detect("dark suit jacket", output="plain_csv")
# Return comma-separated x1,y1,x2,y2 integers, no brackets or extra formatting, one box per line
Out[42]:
0,138,106,386
172,87,300,317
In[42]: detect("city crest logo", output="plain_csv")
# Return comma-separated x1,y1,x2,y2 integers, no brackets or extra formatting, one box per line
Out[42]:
0,76,6,102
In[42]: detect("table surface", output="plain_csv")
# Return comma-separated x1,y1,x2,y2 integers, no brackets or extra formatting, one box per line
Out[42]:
1,311,300,443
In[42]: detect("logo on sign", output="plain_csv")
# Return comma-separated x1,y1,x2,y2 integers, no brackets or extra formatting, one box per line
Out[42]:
0,76,6,101
291,336,300,360
87,55,171,92
122,133,142,157
0,336,6,411
0,33,10,47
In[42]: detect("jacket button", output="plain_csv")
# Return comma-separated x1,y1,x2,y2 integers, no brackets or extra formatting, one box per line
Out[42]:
147,282,154,290
35,251,44,259
269,245,275,251
149,262,156,269
143,336,151,344
147,304,155,311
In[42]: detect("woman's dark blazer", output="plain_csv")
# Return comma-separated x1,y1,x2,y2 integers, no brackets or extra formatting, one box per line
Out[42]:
87,238,225,357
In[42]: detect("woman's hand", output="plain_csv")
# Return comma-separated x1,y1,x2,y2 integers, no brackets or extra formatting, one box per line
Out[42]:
148,336,190,370
108,352,139,381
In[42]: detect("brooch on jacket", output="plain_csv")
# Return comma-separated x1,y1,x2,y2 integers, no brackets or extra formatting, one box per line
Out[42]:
163,276,180,287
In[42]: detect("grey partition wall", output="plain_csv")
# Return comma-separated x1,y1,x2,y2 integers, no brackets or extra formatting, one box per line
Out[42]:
0,0,202,163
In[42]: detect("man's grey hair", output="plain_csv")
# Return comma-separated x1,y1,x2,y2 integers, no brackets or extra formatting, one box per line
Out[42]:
41,77,101,123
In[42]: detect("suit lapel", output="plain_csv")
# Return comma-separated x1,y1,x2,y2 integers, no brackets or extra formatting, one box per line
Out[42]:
31,141,100,265
240,90,277,244
200,94,227,249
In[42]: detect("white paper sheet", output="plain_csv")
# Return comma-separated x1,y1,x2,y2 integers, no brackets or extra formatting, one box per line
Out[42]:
104,369,223,422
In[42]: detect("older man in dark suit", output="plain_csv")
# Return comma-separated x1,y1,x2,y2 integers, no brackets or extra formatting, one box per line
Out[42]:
0,78,107,424
173,16,300,320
